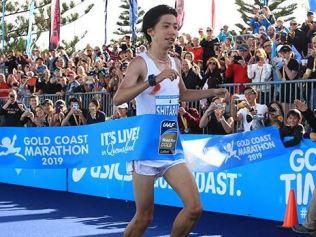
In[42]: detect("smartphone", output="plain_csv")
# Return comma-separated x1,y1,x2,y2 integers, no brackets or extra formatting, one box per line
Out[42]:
72,103,79,110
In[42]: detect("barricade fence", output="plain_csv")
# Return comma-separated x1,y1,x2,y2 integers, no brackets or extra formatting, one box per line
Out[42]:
1,79,316,122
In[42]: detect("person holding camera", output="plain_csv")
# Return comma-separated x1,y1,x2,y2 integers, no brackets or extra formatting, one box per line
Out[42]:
0,90,24,127
199,97,234,134
49,100,67,127
61,97,86,126
225,45,250,93
230,87,268,132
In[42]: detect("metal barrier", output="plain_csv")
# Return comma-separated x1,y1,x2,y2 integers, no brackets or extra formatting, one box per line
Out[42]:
6,79,316,128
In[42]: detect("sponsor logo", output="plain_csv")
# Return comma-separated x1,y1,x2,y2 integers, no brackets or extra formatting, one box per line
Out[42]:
0,135,26,161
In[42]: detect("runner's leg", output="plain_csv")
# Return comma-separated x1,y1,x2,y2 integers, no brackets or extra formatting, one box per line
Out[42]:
163,163,202,237
124,172,156,237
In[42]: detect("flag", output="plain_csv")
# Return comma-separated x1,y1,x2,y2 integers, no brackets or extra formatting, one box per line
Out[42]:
1,0,5,49
309,0,316,11
49,0,60,50
104,0,109,44
175,0,185,30
26,0,35,57
211,0,216,29
129,0,138,42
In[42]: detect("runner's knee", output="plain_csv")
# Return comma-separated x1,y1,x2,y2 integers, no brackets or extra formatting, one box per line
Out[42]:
135,209,154,226
186,202,203,220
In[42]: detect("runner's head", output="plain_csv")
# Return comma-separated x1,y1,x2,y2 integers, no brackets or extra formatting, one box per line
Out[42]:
142,5,178,48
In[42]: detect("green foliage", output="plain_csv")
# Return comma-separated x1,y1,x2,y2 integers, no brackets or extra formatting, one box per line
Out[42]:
0,0,95,53
235,0,297,32
113,0,145,42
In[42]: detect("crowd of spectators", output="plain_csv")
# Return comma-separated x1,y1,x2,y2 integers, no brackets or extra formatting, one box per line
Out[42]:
1,6,316,147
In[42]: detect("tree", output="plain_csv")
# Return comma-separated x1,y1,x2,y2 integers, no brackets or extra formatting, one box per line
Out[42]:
234,0,297,32
113,0,145,42
0,0,95,53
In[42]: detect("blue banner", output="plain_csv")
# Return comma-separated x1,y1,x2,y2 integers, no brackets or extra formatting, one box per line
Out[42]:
129,0,138,41
183,126,286,172
0,115,184,168
26,0,35,57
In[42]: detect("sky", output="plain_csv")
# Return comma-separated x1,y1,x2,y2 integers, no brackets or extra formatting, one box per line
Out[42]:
35,0,309,50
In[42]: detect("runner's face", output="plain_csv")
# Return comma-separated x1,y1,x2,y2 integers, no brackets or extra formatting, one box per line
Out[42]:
149,14,178,49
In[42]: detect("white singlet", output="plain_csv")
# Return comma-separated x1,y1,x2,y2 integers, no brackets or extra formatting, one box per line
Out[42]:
126,52,185,177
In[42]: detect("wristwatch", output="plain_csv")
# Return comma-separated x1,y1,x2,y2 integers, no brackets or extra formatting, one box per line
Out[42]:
148,74,157,87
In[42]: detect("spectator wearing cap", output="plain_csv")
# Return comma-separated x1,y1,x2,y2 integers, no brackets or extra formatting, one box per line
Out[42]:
288,20,307,57
50,99,67,126
301,11,315,43
225,44,250,93
200,27,219,70
217,25,233,43
198,28,206,41
262,39,273,63
112,103,128,119
189,37,204,64
86,99,106,124
274,45,300,110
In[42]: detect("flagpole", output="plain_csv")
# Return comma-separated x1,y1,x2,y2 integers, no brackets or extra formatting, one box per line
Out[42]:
104,0,108,45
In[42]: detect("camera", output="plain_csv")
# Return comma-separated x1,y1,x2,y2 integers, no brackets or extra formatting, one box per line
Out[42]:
72,103,79,110
233,55,243,63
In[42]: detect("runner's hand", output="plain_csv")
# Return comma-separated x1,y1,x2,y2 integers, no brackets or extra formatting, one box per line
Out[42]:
155,69,179,83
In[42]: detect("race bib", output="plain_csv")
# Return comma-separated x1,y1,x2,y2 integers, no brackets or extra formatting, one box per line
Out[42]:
155,95,179,116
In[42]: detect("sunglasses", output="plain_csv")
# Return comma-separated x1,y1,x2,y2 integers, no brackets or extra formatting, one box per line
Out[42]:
206,29,213,32
244,90,256,95
263,44,271,48
208,62,216,65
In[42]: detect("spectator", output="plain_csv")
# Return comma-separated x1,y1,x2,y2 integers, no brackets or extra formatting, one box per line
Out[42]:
261,6,275,25
274,45,300,110
247,48,272,102
225,45,250,93
275,18,289,33
50,99,67,126
202,57,223,89
279,109,304,147
199,97,234,134
266,101,284,128
198,27,206,41
0,90,24,127
86,99,106,124
42,99,55,125
182,59,203,89
217,25,233,42
301,11,316,48
112,103,128,119
61,97,87,126
189,37,203,63
295,99,316,141
0,73,10,98
200,27,219,69
288,20,307,57
230,87,268,131
28,94,39,113
178,101,201,134
303,35,316,106
31,105,49,127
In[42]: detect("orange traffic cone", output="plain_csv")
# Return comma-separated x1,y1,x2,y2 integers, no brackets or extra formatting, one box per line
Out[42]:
282,189,299,228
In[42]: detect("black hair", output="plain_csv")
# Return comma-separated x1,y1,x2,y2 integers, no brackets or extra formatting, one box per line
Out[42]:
89,98,100,109
142,5,177,43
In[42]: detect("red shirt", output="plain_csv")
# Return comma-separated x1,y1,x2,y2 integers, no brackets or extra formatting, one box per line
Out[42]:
0,82,10,98
189,47,204,63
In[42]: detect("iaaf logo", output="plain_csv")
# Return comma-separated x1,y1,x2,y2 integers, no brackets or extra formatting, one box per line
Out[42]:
280,148,316,219
72,163,132,182
162,121,176,128
0,135,26,161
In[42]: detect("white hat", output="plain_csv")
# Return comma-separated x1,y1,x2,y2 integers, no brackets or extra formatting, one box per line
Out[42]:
117,103,128,109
